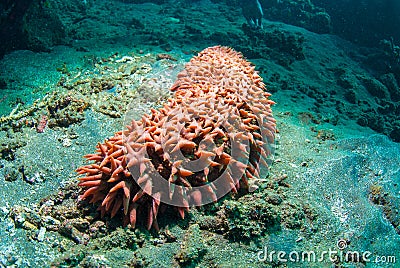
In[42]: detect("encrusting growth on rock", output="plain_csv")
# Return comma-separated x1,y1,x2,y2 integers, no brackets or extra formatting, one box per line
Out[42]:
77,46,276,230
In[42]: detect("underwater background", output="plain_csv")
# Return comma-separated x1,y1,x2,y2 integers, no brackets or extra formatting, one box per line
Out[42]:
0,0,399,267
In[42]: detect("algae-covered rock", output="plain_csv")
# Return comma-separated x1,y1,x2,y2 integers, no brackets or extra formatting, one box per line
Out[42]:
174,224,207,267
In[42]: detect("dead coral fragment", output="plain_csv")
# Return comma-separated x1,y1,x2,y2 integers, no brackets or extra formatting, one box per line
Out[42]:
77,46,276,230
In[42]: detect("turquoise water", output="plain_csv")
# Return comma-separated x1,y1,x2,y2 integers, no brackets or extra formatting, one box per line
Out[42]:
0,1,399,267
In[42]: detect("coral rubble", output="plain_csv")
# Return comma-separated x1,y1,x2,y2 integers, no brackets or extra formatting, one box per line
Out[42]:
77,46,275,230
